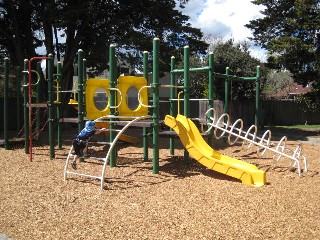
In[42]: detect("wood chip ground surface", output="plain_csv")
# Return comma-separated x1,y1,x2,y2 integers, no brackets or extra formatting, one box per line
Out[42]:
1,127,320,240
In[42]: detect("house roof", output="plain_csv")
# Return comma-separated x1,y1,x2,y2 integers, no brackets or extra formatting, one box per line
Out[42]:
289,84,311,95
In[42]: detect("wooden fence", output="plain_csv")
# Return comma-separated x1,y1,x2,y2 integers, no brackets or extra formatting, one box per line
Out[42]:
1,98,320,131
229,100,320,126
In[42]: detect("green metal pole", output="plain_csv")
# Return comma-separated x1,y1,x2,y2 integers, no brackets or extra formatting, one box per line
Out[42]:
35,62,41,140
47,54,55,159
255,65,260,128
109,44,117,168
16,66,21,130
77,50,85,131
77,49,85,162
3,58,9,149
183,46,190,162
208,52,214,146
143,51,149,162
183,46,190,117
56,62,62,149
169,56,176,155
224,67,229,113
23,59,29,154
152,38,160,174
83,58,87,113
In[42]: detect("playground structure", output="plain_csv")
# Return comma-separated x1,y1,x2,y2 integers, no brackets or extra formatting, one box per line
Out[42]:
1,38,308,190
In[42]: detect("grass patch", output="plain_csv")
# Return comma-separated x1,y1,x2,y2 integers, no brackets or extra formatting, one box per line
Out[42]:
272,125,320,129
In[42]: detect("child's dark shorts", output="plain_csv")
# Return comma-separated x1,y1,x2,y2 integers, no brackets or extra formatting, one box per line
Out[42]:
72,139,87,156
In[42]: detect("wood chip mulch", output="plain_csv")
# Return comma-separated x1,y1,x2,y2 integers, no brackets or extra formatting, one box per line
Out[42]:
0,129,320,240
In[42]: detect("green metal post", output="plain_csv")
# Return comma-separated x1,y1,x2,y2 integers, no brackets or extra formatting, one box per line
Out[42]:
169,56,176,155
47,54,55,159
109,44,117,167
35,62,41,140
77,49,85,162
152,38,160,174
77,50,85,131
224,67,229,113
143,51,149,162
3,58,9,149
183,46,190,117
255,66,260,128
23,59,29,154
208,52,214,146
57,62,62,149
183,46,190,161
83,58,87,111
16,66,21,130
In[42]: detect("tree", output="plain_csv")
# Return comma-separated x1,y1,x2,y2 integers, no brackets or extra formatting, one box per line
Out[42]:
246,0,320,89
0,0,208,99
210,39,266,101
0,1,40,64
296,90,320,124
263,70,294,98
176,37,266,100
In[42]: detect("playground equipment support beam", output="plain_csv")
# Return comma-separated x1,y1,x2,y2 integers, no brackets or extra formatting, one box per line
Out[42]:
255,66,260,128
207,52,214,146
16,66,21,130
215,73,257,81
224,67,230,113
152,38,160,174
35,62,42,141
143,51,149,162
183,46,190,161
23,59,29,154
109,44,117,168
171,66,211,74
77,50,85,162
48,54,55,159
3,58,9,149
56,62,62,149
169,56,176,155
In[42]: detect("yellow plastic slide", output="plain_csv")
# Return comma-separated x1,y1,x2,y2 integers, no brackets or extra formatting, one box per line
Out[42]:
164,115,266,187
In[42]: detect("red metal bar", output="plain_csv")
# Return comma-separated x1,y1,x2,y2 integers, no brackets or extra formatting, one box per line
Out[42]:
28,56,48,162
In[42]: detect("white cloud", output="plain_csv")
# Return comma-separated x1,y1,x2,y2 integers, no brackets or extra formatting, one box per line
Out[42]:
180,0,267,62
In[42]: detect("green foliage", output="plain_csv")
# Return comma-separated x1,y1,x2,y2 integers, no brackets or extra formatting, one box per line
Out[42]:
263,70,294,96
0,0,208,96
0,72,19,98
175,38,266,100
211,39,265,100
246,0,320,88
296,90,320,113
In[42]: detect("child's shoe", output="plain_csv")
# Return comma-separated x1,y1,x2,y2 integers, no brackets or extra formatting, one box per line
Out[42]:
71,160,77,170
83,152,91,158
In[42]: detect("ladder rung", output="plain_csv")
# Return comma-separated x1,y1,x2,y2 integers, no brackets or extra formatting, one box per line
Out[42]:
94,141,112,145
66,171,102,180
89,157,107,161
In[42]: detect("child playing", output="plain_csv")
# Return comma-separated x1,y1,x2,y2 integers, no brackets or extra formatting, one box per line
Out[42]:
71,120,105,169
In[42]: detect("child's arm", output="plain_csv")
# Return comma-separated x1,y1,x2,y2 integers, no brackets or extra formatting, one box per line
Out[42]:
95,128,106,135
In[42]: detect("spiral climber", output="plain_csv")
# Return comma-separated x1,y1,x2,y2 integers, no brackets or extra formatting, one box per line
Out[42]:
202,108,308,176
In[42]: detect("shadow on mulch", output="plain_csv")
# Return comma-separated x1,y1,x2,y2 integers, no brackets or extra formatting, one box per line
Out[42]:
260,126,320,141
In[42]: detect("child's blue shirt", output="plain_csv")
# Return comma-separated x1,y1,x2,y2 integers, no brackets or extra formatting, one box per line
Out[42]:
75,128,96,142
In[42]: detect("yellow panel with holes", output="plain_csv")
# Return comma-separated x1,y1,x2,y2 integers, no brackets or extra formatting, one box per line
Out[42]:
117,76,148,117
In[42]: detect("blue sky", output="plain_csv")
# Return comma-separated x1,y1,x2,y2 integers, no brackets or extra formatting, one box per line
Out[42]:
178,0,267,62
39,1,267,63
